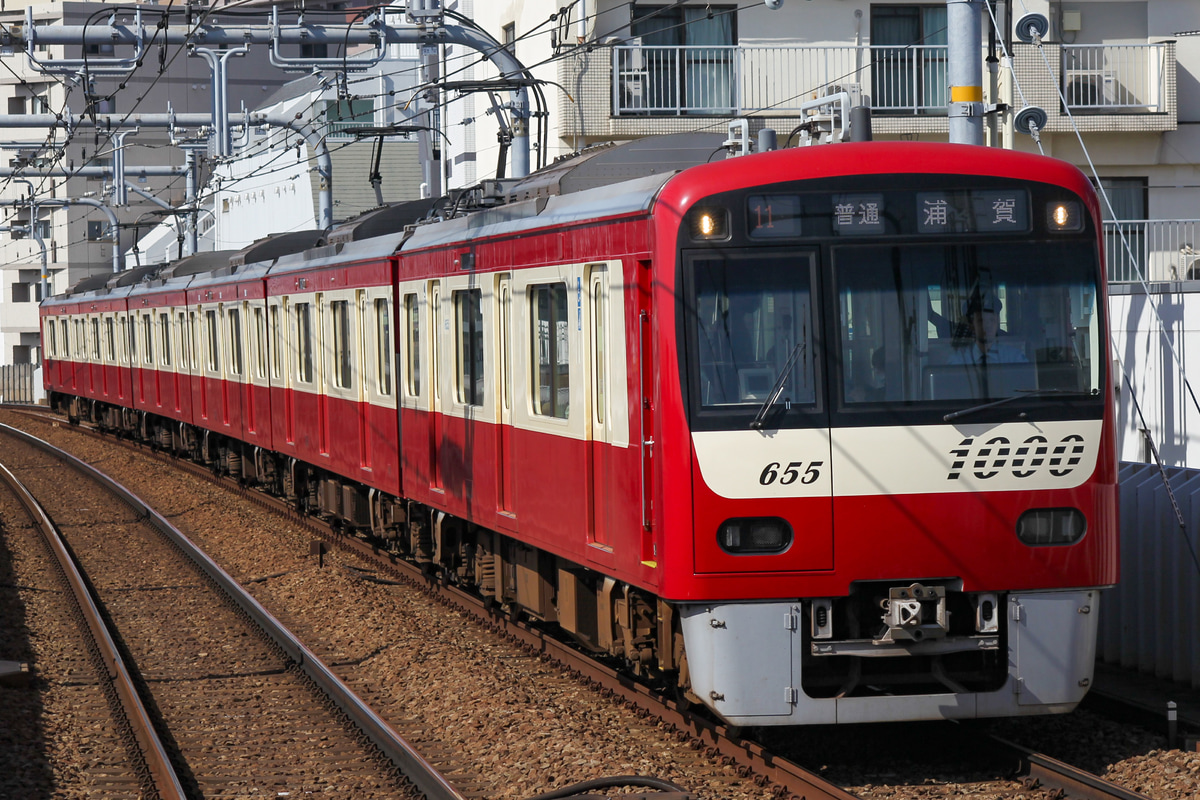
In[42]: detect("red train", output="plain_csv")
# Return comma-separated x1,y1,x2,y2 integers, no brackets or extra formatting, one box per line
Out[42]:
41,135,1118,726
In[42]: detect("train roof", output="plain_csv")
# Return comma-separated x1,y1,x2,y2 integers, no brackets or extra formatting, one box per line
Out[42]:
402,171,677,252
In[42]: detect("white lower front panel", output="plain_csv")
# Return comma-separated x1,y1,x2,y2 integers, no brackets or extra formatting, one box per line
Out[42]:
680,589,1099,726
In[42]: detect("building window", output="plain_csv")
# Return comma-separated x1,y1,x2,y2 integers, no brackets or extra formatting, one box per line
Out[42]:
454,289,483,406
870,5,948,114
531,284,569,419
7,97,24,115
625,5,736,114
87,220,106,241
323,99,374,138
11,283,29,303
300,42,329,59
502,22,516,55
1093,177,1149,281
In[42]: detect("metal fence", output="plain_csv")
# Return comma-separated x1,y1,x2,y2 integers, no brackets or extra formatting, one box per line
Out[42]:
0,363,36,403
1061,44,1168,112
611,42,1166,117
1100,463,1200,688
1104,219,1200,284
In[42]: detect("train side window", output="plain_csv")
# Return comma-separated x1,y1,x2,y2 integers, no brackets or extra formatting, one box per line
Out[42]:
228,307,244,376
454,289,483,406
404,294,420,397
269,305,283,380
296,302,314,384
90,319,101,359
47,319,57,357
106,318,116,362
128,316,137,363
376,298,393,396
159,313,171,367
205,309,221,372
189,312,200,369
331,299,353,389
176,313,188,370
253,307,267,379
592,279,607,425
530,283,569,419
143,314,155,365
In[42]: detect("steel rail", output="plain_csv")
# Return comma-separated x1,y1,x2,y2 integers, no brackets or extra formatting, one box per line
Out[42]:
0,406,1161,800
0,453,187,800
0,421,466,800
985,733,1157,800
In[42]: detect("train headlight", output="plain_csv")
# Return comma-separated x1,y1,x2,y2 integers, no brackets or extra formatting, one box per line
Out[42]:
1016,508,1087,546
717,517,792,554
689,207,729,241
1046,201,1083,232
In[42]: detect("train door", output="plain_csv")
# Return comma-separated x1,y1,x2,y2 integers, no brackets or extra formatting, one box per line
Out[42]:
496,274,516,518
316,292,329,456
356,289,374,471
429,280,443,490
587,265,614,548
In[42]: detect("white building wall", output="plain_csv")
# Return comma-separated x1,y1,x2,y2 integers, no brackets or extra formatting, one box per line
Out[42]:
1111,286,1200,467
213,139,319,251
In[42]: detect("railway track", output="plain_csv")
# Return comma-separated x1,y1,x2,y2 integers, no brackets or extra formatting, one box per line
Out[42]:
0,405,1176,800
0,420,456,800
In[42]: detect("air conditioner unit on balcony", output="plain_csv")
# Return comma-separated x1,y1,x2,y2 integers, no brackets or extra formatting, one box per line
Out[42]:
1064,69,1116,106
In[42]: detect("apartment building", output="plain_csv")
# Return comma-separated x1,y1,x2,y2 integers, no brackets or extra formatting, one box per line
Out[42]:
0,0,356,366
454,1,1196,266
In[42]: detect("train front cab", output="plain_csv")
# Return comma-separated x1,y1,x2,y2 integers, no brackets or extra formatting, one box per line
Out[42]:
653,143,1119,726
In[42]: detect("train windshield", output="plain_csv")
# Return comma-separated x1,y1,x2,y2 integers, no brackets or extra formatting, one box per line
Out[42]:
683,240,1103,427
689,251,818,411
835,241,1102,411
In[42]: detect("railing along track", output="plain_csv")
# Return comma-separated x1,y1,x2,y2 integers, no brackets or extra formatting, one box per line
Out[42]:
0,405,1167,800
0,418,465,800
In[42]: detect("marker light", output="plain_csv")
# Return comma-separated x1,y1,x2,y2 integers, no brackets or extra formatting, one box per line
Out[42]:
689,207,729,241
1016,507,1087,546
718,517,793,554
1047,201,1084,232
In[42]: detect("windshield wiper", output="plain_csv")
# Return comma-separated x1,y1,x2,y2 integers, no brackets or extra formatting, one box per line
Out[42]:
751,342,805,430
943,388,1092,423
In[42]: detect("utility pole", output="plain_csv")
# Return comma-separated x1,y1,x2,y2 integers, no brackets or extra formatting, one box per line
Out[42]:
947,0,985,145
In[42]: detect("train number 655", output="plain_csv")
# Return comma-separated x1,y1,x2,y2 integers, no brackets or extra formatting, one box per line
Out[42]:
759,461,823,486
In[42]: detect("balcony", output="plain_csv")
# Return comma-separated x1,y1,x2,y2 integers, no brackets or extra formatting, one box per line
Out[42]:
607,42,1172,119
612,44,949,116
1105,220,1200,284
1061,44,1169,114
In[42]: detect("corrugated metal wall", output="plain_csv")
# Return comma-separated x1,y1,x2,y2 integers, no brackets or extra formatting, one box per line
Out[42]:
0,364,35,403
1099,463,1200,688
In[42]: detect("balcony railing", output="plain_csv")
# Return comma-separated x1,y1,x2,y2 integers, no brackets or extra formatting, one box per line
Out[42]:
612,42,1168,117
1105,220,1200,284
1062,44,1167,113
